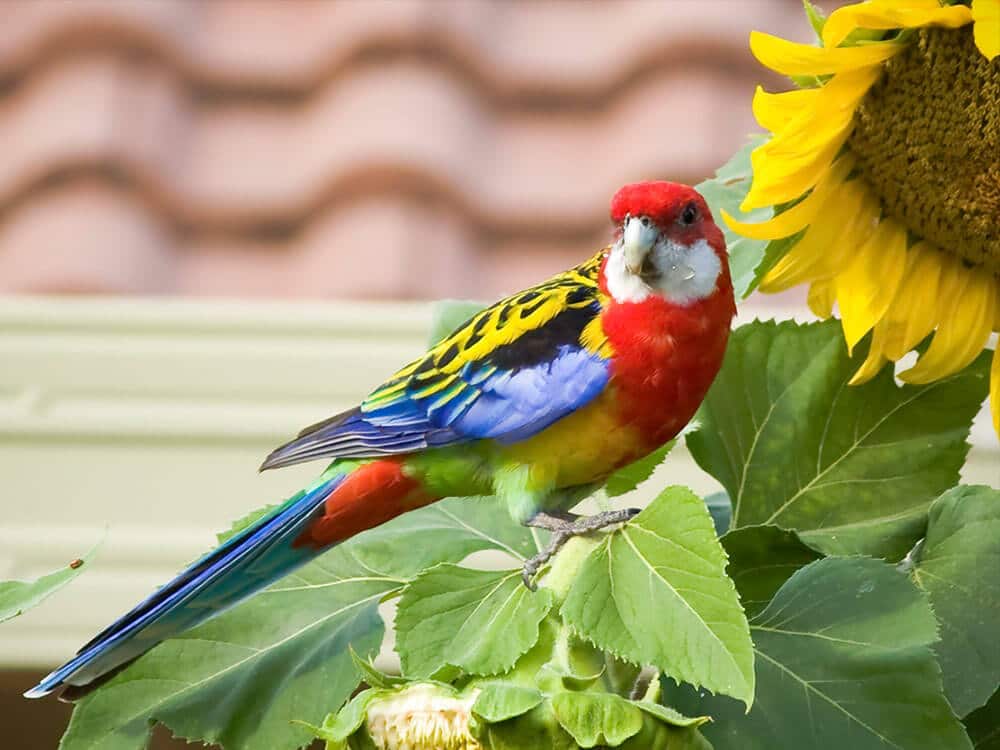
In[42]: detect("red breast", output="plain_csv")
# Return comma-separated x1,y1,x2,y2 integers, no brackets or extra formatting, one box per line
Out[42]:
599,255,735,454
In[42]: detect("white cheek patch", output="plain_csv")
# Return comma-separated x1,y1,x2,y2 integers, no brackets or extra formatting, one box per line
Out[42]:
652,238,722,305
606,238,722,306
605,242,651,303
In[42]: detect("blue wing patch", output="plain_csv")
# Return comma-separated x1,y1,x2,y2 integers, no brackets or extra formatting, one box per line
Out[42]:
448,346,609,443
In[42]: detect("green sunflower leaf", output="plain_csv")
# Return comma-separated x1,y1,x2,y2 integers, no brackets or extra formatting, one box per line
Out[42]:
350,647,408,690
687,319,989,559
306,688,380,744
350,493,542,566
696,136,773,298
550,692,645,747
395,564,555,679
59,496,534,750
803,0,827,40
674,557,973,750
965,689,1000,749
634,701,709,729
0,539,101,625
908,485,1000,717
721,525,822,619
617,720,714,750
604,440,675,497
472,684,545,723
561,485,755,708
474,703,578,750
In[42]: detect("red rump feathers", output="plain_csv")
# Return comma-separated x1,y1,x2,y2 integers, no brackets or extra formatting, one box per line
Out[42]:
610,181,713,229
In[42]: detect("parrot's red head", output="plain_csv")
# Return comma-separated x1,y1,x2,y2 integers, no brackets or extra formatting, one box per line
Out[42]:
604,181,731,307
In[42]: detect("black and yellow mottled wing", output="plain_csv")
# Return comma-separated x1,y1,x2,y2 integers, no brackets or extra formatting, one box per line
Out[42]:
261,251,611,470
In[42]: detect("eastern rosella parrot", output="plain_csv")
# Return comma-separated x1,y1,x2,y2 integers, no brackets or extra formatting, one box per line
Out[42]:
27,182,735,699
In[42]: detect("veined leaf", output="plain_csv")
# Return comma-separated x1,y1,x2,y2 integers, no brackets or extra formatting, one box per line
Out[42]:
804,0,828,39
550,692,644,747
472,684,545,723
349,647,408,690
617,720,713,750
721,525,821,619
472,686,710,750
305,687,379,745
909,485,1000,716
604,441,675,498
350,494,543,565
62,552,388,750
0,539,100,624
561,486,755,707
395,565,555,678
688,319,988,559
475,704,578,750
677,557,973,750
696,136,773,298
60,496,533,750
965,689,1000,749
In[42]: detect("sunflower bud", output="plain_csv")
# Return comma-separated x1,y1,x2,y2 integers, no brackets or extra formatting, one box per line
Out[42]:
304,683,480,750
366,685,479,750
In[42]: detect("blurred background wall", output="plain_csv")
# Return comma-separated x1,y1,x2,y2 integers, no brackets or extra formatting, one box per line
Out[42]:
7,2,988,749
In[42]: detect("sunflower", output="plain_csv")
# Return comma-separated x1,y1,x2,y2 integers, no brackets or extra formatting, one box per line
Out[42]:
725,0,1000,436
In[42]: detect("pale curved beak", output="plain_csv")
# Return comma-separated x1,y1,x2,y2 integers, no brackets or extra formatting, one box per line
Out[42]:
622,217,659,276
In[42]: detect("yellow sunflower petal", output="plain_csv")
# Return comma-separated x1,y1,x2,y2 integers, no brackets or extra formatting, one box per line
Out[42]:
808,279,837,318
993,281,1000,437
752,86,822,132
972,0,1000,59
849,323,891,385
760,181,876,292
823,1,973,50
723,154,855,240
742,67,880,210
877,241,946,360
750,31,902,76
762,67,879,158
899,264,999,384
742,137,844,211
991,345,1000,438
835,216,908,354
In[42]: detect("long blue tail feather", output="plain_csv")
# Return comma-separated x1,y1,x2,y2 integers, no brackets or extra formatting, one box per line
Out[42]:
24,473,346,699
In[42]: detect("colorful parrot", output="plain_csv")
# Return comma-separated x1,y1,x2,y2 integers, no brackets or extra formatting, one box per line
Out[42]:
26,181,735,700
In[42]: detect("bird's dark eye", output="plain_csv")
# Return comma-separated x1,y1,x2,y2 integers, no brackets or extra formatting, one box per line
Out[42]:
640,216,651,228
680,202,699,225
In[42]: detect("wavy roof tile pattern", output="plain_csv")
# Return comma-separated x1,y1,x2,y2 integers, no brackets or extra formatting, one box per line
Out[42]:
0,0,812,300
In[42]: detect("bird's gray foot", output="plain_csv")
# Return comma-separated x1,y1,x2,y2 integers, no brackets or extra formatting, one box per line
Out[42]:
521,508,640,589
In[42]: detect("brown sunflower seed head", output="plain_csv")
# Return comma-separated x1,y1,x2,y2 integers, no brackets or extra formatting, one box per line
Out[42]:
849,26,1000,272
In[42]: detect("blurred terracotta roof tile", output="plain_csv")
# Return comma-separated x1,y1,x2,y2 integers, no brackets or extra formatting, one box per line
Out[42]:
2,54,761,226
0,178,175,294
2,0,810,95
0,0,812,299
